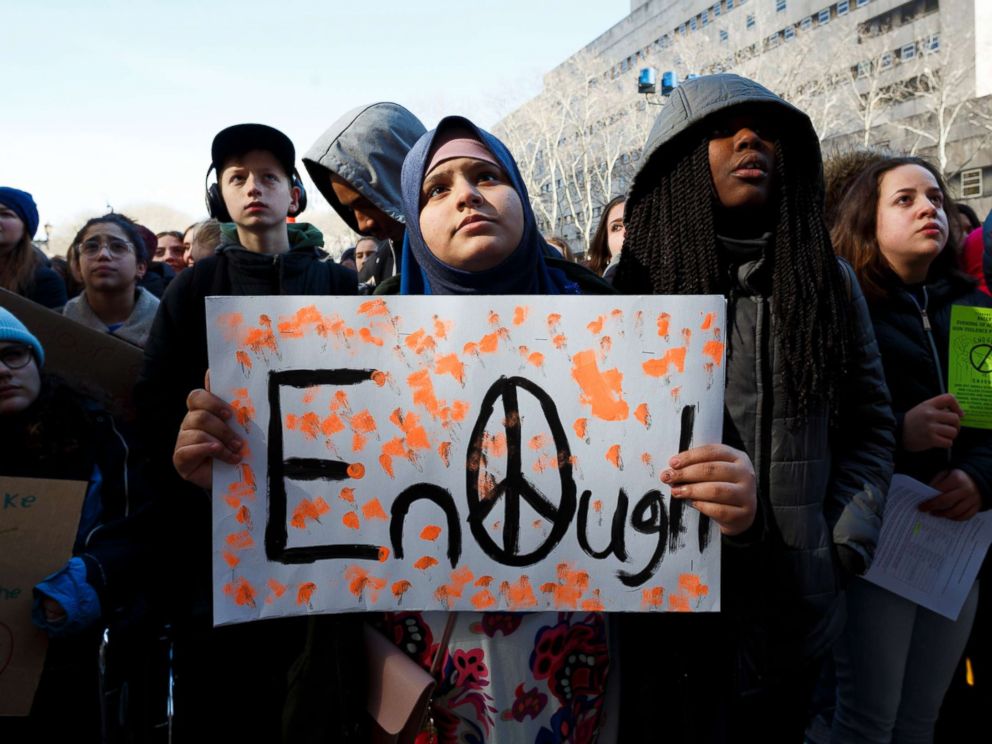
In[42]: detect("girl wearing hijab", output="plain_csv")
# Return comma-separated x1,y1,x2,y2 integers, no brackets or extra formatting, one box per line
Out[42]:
371,116,614,743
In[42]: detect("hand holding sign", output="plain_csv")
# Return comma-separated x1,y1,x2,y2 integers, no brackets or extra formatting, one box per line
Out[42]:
663,444,756,536
174,387,245,490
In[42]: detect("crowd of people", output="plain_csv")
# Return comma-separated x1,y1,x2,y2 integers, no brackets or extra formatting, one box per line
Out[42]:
1,74,991,743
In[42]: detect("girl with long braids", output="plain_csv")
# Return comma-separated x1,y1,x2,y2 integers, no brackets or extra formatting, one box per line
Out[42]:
829,156,991,743
613,74,895,741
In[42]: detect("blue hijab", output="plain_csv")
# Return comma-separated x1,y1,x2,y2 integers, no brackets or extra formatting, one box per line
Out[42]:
399,116,579,296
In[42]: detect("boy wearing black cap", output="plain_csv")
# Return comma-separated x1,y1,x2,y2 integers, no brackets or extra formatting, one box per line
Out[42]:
133,124,361,741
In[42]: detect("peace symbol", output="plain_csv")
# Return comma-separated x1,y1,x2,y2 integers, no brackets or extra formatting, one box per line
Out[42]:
465,376,576,567
969,344,992,374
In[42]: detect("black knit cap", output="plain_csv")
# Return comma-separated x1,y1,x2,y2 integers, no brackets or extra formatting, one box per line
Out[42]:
211,123,295,176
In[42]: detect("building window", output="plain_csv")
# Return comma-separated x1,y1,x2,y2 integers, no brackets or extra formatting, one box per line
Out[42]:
690,17,697,30
857,60,870,78
880,52,893,69
702,10,709,26
747,13,755,28
714,3,722,16
678,23,686,35
776,0,786,12
838,0,849,15
856,0,868,7
818,8,830,24
784,26,796,39
800,16,812,30
901,42,916,61
961,169,983,198
720,29,730,42
925,33,940,52
727,0,735,9
768,32,781,47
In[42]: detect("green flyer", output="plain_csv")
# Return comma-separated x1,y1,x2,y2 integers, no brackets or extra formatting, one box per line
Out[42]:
948,305,992,429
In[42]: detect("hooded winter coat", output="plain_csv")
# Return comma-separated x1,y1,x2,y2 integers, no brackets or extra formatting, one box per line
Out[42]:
615,75,894,735
304,102,426,282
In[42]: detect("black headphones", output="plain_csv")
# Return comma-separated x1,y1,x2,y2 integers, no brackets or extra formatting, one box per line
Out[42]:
204,164,308,222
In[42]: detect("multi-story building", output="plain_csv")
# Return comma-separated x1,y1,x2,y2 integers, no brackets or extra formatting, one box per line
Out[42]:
499,0,992,249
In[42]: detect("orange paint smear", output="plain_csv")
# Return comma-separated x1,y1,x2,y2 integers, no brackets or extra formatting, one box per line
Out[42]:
359,327,385,346
478,331,501,354
420,525,442,541
463,341,478,356
634,402,651,428
408,368,441,418
235,350,252,371
475,576,494,587
641,453,653,467
500,576,538,610
668,594,692,612
217,311,245,342
573,418,588,439
600,336,612,355
230,389,255,429
552,333,567,349
345,566,386,603
321,413,345,437
352,433,368,452
277,305,329,338
513,306,528,326
435,353,465,384
223,577,257,607
642,347,687,377
413,556,439,571
347,462,365,479
605,444,622,470
539,563,590,609
298,412,321,440
222,551,239,568
679,573,710,599
392,580,412,599
526,352,544,368
702,340,725,367
587,315,606,334
642,586,665,609
339,487,355,504
379,436,407,479
225,495,241,510
657,312,671,337
529,434,548,450
701,312,716,330
483,432,508,457
592,500,603,513
471,589,496,609
438,441,451,467
227,463,256,499
296,582,317,606
225,530,254,550
378,546,390,562
433,316,452,339
244,322,278,356
362,498,388,521
267,578,287,598
331,390,351,413
342,511,360,530
357,298,389,316
670,386,681,401
405,328,437,356
581,590,605,612
488,310,501,326
350,409,377,434
571,349,629,421
435,566,475,605
371,370,388,387
547,312,562,329
532,453,559,473
290,496,330,529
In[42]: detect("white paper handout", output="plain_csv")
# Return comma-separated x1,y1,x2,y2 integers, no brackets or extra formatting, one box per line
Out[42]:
206,295,726,625
864,474,992,620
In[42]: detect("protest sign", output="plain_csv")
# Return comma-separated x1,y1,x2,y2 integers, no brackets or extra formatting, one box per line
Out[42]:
206,296,725,625
948,305,992,430
0,289,144,421
0,477,87,716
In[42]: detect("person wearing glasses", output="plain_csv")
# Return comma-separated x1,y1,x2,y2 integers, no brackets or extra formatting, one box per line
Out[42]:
62,213,159,347
0,306,149,741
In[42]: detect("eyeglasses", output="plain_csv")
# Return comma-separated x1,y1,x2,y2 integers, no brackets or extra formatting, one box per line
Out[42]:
0,345,33,370
78,239,135,258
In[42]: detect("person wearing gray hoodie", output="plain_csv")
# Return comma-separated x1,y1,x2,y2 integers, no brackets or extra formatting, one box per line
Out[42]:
613,74,895,741
303,102,426,286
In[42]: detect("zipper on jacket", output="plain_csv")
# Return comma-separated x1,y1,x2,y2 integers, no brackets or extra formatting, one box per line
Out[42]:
907,286,952,463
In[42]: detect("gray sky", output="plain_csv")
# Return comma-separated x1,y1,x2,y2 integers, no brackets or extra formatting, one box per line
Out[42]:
4,0,628,229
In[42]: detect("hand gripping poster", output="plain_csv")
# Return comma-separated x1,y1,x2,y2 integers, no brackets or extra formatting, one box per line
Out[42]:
206,296,726,625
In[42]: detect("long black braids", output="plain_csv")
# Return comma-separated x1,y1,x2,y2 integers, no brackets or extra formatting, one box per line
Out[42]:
615,136,856,420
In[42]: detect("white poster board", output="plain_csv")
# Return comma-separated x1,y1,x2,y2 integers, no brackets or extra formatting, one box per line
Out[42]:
206,295,725,626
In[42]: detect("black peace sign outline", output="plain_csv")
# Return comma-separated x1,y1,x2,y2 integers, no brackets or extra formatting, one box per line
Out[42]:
465,376,577,567
969,344,992,374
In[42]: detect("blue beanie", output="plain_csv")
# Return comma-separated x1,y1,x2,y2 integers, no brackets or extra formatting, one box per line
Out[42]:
0,187,40,239
0,306,44,367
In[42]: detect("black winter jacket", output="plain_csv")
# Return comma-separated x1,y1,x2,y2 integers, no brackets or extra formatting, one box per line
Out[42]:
869,274,992,505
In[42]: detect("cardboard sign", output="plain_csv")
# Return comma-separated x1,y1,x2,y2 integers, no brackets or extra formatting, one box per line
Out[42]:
206,296,726,625
948,305,992,429
0,289,144,420
0,477,87,716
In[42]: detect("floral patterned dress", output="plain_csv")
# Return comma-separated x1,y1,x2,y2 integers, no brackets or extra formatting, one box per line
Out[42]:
382,611,610,744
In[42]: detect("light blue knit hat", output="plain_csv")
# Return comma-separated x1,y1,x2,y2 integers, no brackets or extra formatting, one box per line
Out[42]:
0,306,44,367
